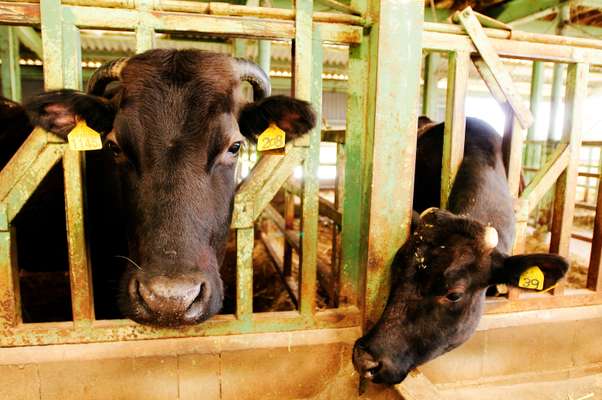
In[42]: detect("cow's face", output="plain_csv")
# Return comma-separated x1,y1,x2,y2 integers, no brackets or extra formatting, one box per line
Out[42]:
24,50,315,327
353,208,568,385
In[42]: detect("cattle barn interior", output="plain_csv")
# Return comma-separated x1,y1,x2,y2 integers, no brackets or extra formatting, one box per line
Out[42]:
2,0,602,399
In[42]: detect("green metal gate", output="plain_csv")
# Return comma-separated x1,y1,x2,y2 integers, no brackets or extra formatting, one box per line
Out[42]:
0,0,424,347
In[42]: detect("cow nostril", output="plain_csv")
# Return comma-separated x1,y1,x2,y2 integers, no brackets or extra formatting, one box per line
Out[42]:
364,361,383,379
186,282,206,312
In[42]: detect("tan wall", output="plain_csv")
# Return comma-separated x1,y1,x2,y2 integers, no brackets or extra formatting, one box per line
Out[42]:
0,327,401,400
421,315,602,388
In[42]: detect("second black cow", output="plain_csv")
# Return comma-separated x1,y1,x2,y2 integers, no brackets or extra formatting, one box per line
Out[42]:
353,117,569,384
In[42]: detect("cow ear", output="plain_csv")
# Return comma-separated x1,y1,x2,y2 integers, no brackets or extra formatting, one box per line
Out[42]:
238,95,316,142
24,89,115,139
489,253,569,291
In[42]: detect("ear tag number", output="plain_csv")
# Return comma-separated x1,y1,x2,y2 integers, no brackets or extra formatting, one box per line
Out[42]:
519,266,544,291
67,119,103,151
257,123,286,153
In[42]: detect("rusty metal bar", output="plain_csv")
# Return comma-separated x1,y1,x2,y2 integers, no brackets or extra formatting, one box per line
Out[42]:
0,307,361,346
364,0,423,328
0,228,20,329
63,149,94,323
297,0,318,317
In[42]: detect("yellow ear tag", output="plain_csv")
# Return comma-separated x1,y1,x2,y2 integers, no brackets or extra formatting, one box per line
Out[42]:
518,266,545,291
257,123,286,152
67,119,103,151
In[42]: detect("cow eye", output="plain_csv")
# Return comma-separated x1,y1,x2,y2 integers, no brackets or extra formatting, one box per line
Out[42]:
228,141,242,155
445,292,463,302
106,140,122,157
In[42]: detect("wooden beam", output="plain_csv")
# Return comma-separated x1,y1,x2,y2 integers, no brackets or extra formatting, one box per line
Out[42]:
485,0,569,24
456,7,533,129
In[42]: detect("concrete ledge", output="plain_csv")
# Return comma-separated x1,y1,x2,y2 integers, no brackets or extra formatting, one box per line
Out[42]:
0,326,362,365
478,304,602,331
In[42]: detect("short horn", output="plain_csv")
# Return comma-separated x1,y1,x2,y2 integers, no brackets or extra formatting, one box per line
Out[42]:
483,226,499,250
419,207,439,219
86,57,129,96
233,58,271,101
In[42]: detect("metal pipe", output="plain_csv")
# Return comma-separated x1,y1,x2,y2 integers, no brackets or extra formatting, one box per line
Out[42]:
524,61,545,169
421,52,439,119
1,0,368,26
423,21,602,51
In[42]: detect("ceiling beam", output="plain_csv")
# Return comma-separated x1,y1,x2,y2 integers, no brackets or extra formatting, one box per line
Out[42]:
485,0,569,23
575,0,602,9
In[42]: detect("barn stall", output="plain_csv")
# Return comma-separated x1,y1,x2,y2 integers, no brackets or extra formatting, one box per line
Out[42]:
1,0,602,399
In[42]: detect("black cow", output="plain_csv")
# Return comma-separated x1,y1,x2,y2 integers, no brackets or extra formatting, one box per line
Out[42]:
2,49,315,327
352,117,568,384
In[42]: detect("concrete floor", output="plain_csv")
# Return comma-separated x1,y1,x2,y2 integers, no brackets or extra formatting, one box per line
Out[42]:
440,373,602,400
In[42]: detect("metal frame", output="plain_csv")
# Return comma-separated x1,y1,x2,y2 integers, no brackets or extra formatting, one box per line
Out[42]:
423,20,602,314
0,0,367,347
3,0,602,348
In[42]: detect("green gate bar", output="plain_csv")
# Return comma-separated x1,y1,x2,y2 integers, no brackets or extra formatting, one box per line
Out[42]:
364,0,423,328
422,52,439,119
0,26,21,102
524,61,545,170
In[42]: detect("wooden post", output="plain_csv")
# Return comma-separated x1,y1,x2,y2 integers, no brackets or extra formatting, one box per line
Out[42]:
550,62,589,295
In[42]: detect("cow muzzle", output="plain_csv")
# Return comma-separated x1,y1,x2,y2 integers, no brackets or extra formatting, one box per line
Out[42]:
128,271,221,326
352,338,410,385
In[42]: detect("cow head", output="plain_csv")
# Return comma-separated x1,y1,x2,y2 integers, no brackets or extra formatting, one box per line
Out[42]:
24,49,315,326
353,208,568,384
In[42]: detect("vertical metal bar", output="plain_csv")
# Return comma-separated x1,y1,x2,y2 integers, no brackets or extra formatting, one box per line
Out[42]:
548,63,566,143
441,51,469,209
524,61,544,170
504,103,525,296
293,0,312,103
364,0,423,327
0,227,20,328
550,63,589,296
0,26,21,102
330,140,345,307
43,7,94,324
136,0,155,53
589,149,602,291
340,32,370,307
296,0,317,316
61,21,94,323
283,190,294,278
41,0,64,89
63,148,94,322
422,52,439,119
236,227,253,321
503,106,524,198
135,24,155,53
258,40,271,75
62,22,82,90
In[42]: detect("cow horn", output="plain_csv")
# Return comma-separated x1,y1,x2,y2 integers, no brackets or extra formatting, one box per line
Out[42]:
419,207,439,219
234,58,271,101
86,57,129,96
483,226,498,250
